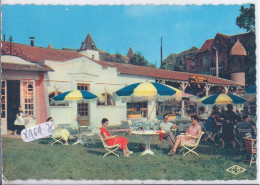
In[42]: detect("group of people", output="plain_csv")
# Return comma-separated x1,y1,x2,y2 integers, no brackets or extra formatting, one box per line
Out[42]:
159,113,202,156
99,114,202,157
12,104,256,157
203,104,256,149
100,104,256,157
11,105,74,145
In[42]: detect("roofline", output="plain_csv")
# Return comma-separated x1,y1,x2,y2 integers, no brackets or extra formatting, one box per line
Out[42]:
87,57,243,87
1,41,81,53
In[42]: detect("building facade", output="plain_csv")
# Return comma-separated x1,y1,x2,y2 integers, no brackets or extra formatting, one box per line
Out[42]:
1,35,243,134
186,32,255,86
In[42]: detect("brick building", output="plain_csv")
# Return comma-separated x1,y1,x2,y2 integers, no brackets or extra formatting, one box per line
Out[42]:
186,32,255,86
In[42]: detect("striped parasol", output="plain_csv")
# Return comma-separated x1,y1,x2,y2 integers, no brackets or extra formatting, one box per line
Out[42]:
52,90,97,104
114,82,179,102
199,93,246,105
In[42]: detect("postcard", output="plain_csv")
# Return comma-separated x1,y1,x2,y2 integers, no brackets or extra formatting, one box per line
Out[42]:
1,0,258,184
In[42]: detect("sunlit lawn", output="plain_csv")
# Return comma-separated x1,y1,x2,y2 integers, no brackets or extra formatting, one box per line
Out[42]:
2,132,256,181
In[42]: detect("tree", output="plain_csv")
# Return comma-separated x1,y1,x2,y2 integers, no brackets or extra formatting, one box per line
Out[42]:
129,51,148,66
113,54,125,63
162,47,198,71
236,4,255,32
236,4,256,87
243,32,256,87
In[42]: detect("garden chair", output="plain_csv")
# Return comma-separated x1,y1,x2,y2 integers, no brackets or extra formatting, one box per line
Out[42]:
98,133,120,158
179,132,204,156
244,137,256,167
235,128,252,151
122,120,132,136
201,125,214,143
48,134,64,146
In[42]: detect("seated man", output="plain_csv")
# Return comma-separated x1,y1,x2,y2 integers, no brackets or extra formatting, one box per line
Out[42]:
159,113,178,148
204,112,218,141
236,114,256,139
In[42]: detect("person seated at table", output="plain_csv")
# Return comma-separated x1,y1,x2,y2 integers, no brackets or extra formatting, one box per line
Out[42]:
236,114,256,139
159,113,178,148
46,117,74,145
204,112,218,141
100,118,133,158
168,115,202,156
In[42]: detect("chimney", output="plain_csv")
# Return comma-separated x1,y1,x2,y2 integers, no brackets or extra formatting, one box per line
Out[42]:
29,36,35,47
3,34,5,41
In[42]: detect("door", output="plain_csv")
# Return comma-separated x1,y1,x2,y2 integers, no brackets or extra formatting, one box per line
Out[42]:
77,83,90,126
7,80,20,131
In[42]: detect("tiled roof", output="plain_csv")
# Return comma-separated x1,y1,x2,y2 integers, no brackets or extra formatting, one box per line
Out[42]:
230,39,247,56
93,60,242,86
1,41,83,63
198,39,214,53
1,63,54,72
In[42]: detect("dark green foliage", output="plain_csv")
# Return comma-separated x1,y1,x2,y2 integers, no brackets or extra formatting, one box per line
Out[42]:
113,54,125,63
162,47,198,71
129,51,149,66
243,32,256,87
236,4,256,87
236,4,255,32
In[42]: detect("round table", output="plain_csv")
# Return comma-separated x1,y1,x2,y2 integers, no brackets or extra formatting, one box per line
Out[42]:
131,130,164,156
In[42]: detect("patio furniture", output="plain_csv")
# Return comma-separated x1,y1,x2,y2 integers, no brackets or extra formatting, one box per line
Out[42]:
49,134,64,146
235,128,252,151
179,132,204,156
202,124,215,143
244,137,256,167
131,130,163,155
98,133,120,158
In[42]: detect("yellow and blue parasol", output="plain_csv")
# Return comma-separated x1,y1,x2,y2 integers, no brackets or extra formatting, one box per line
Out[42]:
199,93,246,105
115,82,179,102
52,90,97,104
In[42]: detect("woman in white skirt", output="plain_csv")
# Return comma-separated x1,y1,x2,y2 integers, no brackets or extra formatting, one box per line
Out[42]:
14,106,25,136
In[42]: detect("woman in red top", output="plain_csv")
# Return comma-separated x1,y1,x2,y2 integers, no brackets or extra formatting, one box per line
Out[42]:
100,118,133,157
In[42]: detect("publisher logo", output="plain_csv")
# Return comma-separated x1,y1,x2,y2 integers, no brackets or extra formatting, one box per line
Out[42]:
226,165,246,175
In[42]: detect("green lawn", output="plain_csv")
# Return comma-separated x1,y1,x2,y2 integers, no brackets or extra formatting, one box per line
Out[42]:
2,133,256,181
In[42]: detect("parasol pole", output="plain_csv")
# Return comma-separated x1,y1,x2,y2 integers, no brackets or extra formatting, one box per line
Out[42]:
148,101,156,120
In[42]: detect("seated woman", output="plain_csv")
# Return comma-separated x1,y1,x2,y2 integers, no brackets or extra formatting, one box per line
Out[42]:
46,117,74,145
100,118,133,157
168,115,202,155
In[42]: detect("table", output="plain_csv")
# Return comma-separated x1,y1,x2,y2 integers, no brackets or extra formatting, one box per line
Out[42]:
131,130,164,156
72,125,90,145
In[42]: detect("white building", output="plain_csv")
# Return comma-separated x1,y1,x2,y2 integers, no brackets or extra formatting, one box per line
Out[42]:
1,34,243,134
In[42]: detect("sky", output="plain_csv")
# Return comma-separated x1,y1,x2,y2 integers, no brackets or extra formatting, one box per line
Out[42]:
2,4,250,67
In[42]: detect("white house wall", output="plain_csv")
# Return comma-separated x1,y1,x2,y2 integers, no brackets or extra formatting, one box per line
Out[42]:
44,57,157,128
79,50,100,61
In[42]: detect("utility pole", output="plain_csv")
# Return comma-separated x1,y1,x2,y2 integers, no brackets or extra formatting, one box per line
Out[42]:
160,37,163,69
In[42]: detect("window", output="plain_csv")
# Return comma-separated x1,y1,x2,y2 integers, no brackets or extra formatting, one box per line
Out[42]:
49,91,68,106
1,81,6,118
23,80,34,116
77,83,89,125
97,93,115,106
92,55,95,59
127,102,148,117
203,56,210,66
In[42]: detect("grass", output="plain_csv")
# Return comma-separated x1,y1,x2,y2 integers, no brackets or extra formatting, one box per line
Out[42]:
2,133,256,181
